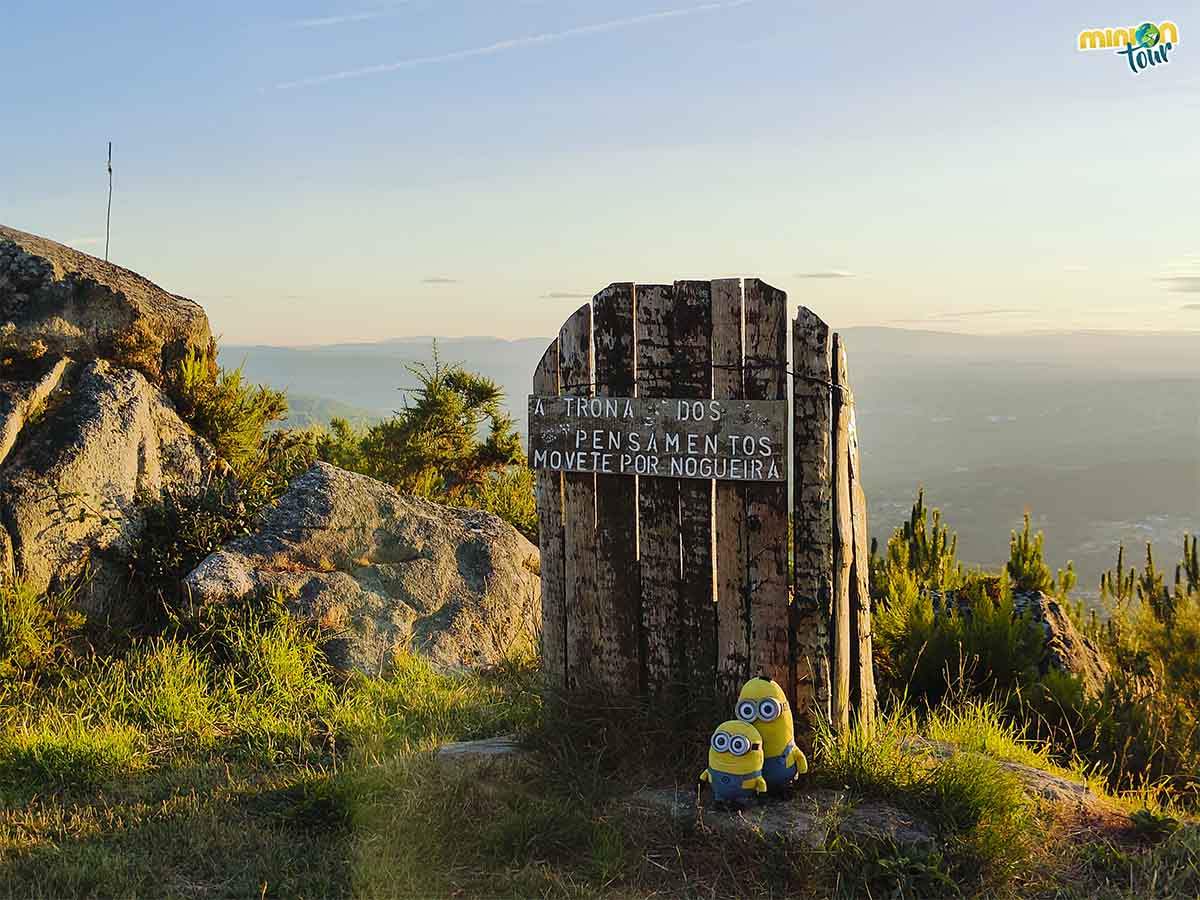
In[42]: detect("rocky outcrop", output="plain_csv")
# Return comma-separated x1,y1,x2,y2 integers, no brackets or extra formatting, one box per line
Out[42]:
0,227,216,610
1013,590,1110,696
0,225,213,394
0,360,212,608
185,462,541,674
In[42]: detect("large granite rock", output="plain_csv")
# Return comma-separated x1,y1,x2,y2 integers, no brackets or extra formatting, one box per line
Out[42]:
0,225,213,394
0,359,212,608
185,462,541,674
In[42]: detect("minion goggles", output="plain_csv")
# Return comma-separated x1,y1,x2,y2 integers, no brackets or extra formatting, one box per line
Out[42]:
710,731,762,756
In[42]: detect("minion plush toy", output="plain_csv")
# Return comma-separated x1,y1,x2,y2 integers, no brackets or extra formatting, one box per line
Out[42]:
699,720,768,804
736,676,808,792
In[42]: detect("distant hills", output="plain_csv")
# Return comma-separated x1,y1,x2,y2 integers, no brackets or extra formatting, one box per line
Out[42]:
225,337,544,426
279,393,377,430
226,329,1200,599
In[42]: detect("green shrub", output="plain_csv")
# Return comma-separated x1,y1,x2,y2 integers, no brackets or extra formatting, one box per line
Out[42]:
872,489,962,599
1024,589,1200,799
458,465,538,541
871,496,1200,809
1007,513,1054,593
313,346,537,539
178,347,289,479
872,494,1047,708
120,349,316,629
873,569,1042,708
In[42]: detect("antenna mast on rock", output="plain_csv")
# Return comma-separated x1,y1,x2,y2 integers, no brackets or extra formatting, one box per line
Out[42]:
105,142,113,261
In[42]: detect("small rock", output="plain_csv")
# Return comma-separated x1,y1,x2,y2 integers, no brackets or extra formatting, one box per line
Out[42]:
436,735,526,766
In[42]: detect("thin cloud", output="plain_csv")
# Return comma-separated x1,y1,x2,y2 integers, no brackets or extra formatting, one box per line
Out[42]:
542,291,592,300
795,270,856,279
888,308,1036,324
293,12,383,28
934,307,1036,320
421,277,459,285
1160,276,1200,293
1184,303,1200,311
276,0,754,89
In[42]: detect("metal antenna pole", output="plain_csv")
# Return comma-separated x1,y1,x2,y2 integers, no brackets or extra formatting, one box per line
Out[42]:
105,142,113,261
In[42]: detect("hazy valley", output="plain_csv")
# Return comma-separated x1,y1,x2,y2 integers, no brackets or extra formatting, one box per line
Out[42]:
229,327,1200,599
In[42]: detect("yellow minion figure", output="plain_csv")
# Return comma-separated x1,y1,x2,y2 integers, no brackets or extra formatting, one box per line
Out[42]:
699,720,767,804
736,676,808,791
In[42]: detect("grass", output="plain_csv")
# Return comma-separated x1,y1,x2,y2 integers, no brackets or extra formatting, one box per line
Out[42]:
0,603,1194,899
811,704,1037,890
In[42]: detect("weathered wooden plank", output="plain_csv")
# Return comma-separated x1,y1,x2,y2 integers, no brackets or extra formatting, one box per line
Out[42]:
673,280,716,696
592,283,641,695
559,304,599,690
636,284,683,693
830,334,853,734
743,279,790,694
527,396,786,481
848,399,878,730
792,307,833,744
533,338,566,688
712,278,749,703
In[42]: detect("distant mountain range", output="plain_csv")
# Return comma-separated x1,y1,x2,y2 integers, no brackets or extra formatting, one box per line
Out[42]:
226,329,1200,599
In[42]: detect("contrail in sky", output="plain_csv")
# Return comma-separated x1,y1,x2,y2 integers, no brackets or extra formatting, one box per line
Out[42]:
294,12,384,28
276,0,754,89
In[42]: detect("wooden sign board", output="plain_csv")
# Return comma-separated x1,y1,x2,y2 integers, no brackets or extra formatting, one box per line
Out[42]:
528,395,788,482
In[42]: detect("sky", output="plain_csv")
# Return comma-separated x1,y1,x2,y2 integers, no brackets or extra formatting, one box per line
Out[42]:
2,1,1198,345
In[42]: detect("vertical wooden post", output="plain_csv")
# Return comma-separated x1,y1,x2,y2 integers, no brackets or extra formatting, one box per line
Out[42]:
592,284,642,695
848,393,877,729
673,281,717,695
533,339,566,687
712,279,749,702
636,285,683,692
560,305,599,690
743,279,790,693
830,334,853,734
791,308,833,742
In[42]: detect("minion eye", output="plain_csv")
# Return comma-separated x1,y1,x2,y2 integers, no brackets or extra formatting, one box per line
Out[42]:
729,735,750,756
758,699,779,721
736,700,758,722
711,732,730,752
